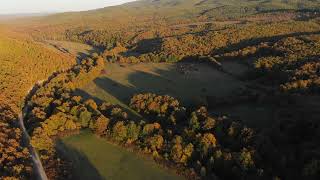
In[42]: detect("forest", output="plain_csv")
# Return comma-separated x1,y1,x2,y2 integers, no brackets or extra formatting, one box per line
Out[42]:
0,0,320,180
0,29,74,180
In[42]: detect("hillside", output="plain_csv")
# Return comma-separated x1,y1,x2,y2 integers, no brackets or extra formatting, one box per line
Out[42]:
14,0,320,47
0,29,75,111
20,0,320,24
0,0,320,180
0,27,75,179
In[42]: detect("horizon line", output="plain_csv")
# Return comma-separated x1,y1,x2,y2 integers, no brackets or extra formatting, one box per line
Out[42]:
0,0,137,16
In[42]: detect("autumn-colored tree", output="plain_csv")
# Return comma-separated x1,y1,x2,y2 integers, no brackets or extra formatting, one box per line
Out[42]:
199,133,217,156
112,121,127,142
146,134,164,151
93,115,110,136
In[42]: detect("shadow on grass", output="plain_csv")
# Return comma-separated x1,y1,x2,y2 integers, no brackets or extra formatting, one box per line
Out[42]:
74,88,142,121
76,45,104,61
90,64,223,110
56,140,105,180
92,67,182,104
94,77,136,104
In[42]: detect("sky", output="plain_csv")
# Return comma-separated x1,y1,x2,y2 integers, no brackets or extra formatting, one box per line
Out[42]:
0,0,137,14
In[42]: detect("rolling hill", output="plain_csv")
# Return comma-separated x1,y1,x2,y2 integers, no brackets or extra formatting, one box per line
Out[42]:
0,0,320,180
12,0,320,48
0,29,75,111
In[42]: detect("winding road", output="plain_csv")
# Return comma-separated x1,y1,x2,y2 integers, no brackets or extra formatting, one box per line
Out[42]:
19,111,48,180
18,83,48,180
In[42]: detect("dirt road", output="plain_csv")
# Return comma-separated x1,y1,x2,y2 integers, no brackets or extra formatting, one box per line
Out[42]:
18,111,48,180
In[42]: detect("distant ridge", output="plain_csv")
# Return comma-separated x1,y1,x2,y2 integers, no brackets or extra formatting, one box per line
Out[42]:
0,13,53,20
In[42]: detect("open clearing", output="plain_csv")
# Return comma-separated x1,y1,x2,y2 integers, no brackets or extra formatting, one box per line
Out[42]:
43,40,100,59
77,62,275,128
58,131,183,180
77,62,246,108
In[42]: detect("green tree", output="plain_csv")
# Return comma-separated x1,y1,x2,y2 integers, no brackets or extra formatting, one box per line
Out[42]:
126,121,140,143
79,109,92,128
189,112,200,131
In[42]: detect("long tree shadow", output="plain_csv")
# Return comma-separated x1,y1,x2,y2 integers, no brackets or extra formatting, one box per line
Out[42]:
56,140,105,180
93,68,181,104
130,38,163,54
93,77,136,104
92,64,216,110
126,70,175,95
74,88,105,105
74,88,142,120
76,45,104,61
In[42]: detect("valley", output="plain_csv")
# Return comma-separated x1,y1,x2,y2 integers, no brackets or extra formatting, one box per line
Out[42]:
0,0,320,180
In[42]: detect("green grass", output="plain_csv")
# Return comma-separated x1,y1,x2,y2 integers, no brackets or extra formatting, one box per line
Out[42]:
76,62,246,109
58,131,183,180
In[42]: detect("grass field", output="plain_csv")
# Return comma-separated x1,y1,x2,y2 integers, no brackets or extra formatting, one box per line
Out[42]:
43,40,100,59
58,131,183,180
76,62,276,128
77,62,246,109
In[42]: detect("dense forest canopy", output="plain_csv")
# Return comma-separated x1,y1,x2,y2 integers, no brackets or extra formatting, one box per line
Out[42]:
0,0,320,179
0,29,75,111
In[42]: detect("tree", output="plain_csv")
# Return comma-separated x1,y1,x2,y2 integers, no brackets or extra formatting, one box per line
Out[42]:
238,148,255,171
71,96,82,104
189,112,200,131
99,102,113,112
170,136,193,164
112,121,127,142
93,115,110,136
181,143,194,165
65,119,78,130
70,106,80,116
31,127,54,153
85,99,98,111
146,135,164,151
171,143,183,163
142,123,160,136
126,121,140,143
202,117,216,130
227,122,241,137
0,105,33,179
79,109,92,128
199,133,217,156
